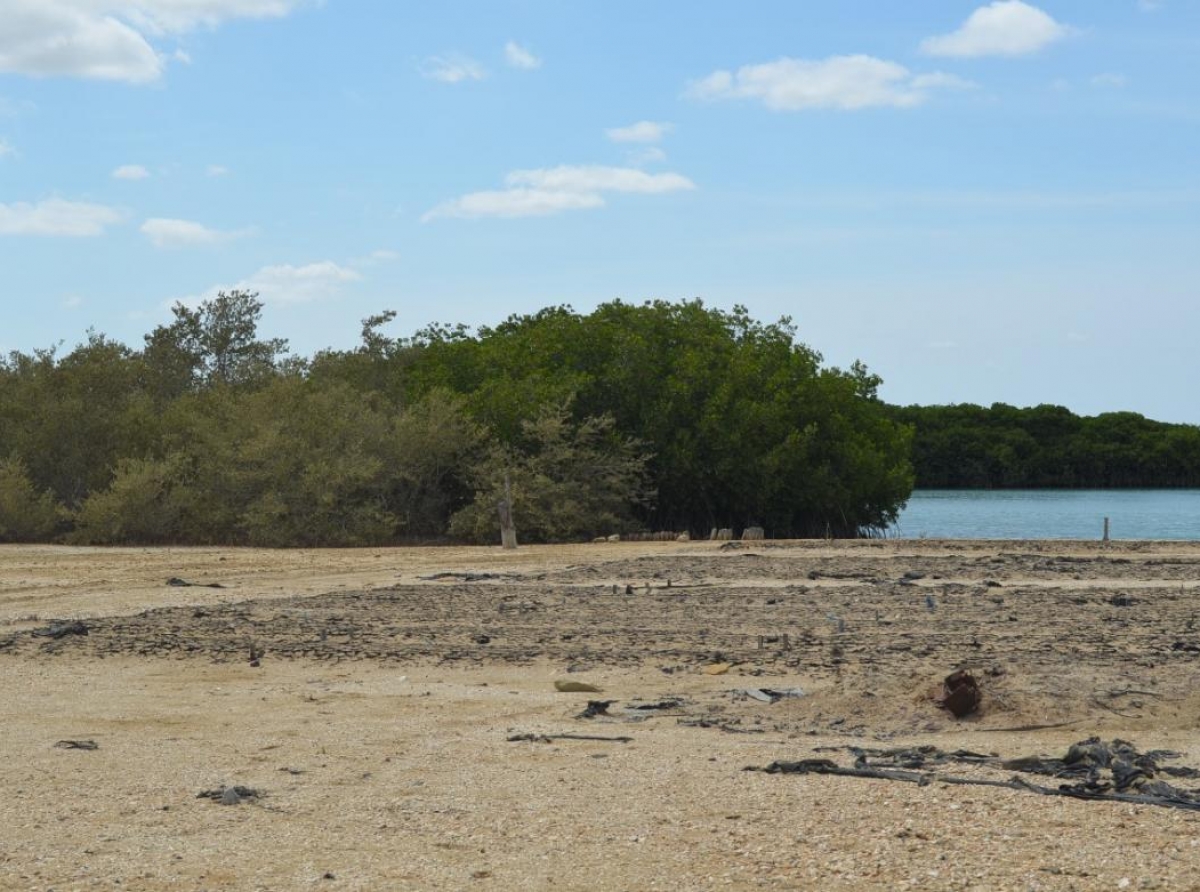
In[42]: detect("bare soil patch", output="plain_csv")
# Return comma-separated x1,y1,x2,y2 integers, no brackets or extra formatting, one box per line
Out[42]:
4,540,1200,890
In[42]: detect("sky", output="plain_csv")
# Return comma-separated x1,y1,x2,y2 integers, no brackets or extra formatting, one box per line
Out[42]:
1,1,1198,421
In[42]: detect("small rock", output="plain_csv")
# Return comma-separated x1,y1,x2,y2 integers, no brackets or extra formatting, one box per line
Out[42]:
554,680,602,693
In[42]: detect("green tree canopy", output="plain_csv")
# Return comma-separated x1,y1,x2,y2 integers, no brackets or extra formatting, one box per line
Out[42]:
401,300,913,536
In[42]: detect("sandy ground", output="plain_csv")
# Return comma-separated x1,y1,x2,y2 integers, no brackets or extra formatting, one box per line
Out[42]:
4,539,1200,891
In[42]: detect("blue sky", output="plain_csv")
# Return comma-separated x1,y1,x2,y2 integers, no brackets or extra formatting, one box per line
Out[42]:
1,1,1197,420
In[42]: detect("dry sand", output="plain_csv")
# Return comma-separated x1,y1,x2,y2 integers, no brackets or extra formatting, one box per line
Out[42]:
4,539,1200,890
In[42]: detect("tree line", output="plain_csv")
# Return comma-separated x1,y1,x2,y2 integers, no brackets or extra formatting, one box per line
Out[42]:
5,293,1196,547
889,403,1200,489
0,292,913,545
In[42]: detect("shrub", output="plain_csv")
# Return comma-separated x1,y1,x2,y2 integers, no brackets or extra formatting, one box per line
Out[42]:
450,405,651,543
0,456,62,542
71,454,192,544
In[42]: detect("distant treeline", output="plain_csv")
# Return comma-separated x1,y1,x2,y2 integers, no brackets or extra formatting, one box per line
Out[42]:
889,403,1200,489
0,293,913,545
5,294,1196,547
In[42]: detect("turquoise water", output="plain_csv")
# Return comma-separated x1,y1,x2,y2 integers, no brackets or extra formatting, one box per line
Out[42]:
894,489,1200,540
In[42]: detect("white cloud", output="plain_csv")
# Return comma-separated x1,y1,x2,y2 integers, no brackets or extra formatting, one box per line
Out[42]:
506,165,694,194
140,217,251,247
606,120,673,143
627,146,667,166
504,41,540,70
0,3,161,83
112,163,150,180
921,1,1069,58
424,165,695,221
233,261,361,306
423,189,605,221
1091,72,1128,88
688,55,969,111
349,247,400,267
206,164,230,177
0,138,14,158
173,48,191,64
1138,0,1163,10
420,53,487,83
102,1,302,34
63,294,83,309
0,1,304,84
0,198,123,236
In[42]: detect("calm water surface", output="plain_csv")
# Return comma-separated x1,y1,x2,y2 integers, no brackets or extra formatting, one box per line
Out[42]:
894,490,1200,540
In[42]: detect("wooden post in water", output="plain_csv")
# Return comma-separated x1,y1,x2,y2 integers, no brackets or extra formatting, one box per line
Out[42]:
498,472,518,550
1103,516,1110,543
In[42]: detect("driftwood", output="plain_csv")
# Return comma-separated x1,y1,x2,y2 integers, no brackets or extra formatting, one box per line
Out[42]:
749,738,1200,813
975,720,1082,733
419,572,506,582
32,621,89,639
508,733,633,744
751,760,1200,812
166,577,225,589
498,473,518,550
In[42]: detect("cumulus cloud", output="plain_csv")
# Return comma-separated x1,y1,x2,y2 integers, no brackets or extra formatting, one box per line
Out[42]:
0,3,161,83
423,164,695,221
140,217,252,248
112,163,150,179
921,1,1069,58
0,0,305,84
606,120,673,143
504,41,540,70
230,261,361,306
0,198,123,236
420,53,487,83
688,54,971,111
